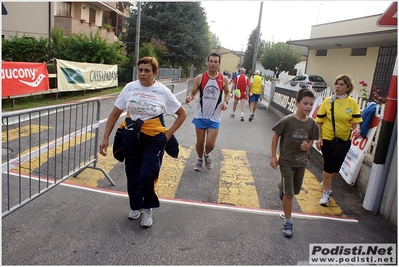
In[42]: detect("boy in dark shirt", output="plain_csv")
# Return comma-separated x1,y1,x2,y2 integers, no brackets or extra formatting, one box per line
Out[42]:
270,88,319,238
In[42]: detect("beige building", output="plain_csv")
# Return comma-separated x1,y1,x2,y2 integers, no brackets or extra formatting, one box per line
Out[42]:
287,14,397,100
2,2,132,44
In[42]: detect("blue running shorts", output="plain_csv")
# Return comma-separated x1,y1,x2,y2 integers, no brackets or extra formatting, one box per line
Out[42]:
249,94,260,103
192,118,220,129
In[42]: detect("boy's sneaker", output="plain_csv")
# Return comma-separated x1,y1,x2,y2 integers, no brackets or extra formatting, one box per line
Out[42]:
319,191,332,206
249,114,254,121
204,155,213,169
320,181,332,196
141,208,153,227
240,116,244,121
128,209,142,220
282,223,293,238
230,113,235,118
194,158,203,171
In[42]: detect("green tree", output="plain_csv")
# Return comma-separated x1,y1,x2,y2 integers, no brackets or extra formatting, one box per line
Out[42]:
122,2,210,72
210,33,221,50
139,38,168,65
49,27,128,65
242,28,265,73
260,42,301,78
2,34,49,62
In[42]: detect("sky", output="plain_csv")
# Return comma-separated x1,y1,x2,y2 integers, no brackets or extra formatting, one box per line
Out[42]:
201,1,394,51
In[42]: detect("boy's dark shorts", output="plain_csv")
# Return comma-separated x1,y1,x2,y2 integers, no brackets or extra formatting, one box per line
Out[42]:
279,165,306,196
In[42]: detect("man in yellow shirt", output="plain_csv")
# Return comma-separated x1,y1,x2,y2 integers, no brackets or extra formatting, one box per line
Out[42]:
248,70,265,121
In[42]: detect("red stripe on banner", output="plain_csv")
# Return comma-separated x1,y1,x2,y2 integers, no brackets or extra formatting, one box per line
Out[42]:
383,74,397,123
1,62,50,97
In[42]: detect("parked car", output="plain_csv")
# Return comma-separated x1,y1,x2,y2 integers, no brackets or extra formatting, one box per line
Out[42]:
288,74,327,92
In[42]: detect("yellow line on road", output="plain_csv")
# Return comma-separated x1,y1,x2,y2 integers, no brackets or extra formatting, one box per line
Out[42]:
157,146,192,198
14,133,95,173
2,125,50,142
68,145,120,187
219,149,260,208
296,169,343,216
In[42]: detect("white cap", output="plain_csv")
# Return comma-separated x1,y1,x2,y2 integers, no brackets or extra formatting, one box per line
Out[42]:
254,70,260,75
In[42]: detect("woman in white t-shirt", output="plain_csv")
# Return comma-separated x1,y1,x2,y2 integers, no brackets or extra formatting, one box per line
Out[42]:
100,57,187,228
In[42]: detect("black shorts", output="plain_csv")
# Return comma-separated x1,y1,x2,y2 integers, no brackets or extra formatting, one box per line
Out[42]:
321,139,348,174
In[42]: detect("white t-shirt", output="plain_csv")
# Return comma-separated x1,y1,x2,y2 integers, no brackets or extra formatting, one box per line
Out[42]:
114,80,181,121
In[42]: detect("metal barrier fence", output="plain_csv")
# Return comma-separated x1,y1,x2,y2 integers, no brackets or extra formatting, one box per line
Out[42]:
2,100,115,218
132,67,182,82
183,78,196,108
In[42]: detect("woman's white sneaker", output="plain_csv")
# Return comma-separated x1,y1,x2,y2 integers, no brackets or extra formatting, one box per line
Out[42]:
141,208,153,227
319,191,332,206
128,209,142,220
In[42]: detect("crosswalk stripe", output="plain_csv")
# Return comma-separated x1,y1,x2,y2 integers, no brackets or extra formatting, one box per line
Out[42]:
219,149,260,208
2,125,49,142
67,145,120,186
296,169,343,216
13,132,95,173
157,146,192,198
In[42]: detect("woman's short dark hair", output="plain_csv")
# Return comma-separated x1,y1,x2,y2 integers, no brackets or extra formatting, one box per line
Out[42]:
207,52,221,63
137,56,159,73
296,88,315,103
334,74,354,95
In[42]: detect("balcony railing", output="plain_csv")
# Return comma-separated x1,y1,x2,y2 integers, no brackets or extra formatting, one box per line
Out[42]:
54,16,116,44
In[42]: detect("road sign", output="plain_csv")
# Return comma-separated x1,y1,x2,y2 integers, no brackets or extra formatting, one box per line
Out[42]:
376,1,397,27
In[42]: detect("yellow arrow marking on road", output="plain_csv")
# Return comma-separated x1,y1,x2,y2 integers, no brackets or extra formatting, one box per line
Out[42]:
156,146,192,198
296,169,343,216
219,149,260,208
2,125,50,142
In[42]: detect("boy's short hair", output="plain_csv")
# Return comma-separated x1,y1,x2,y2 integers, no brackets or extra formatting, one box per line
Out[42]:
296,88,315,103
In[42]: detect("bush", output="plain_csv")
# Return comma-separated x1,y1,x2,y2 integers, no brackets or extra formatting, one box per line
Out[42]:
2,27,129,65
2,34,49,62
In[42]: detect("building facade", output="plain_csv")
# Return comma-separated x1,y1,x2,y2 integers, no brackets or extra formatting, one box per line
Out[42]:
2,2,132,44
287,14,397,101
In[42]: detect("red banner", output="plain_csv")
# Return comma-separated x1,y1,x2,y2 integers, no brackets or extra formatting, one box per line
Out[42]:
1,62,50,97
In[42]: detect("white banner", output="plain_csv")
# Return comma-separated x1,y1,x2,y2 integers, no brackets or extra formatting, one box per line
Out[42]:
339,116,380,185
56,59,118,91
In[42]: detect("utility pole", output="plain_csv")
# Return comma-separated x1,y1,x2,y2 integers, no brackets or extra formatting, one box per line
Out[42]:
252,2,263,72
239,44,243,68
134,2,141,80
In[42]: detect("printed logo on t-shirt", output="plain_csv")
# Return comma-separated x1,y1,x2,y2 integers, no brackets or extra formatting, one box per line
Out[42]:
292,128,309,164
346,108,352,114
203,84,219,100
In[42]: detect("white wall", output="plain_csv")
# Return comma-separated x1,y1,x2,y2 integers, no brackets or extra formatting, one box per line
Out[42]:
255,60,306,82
2,2,52,39
307,47,380,94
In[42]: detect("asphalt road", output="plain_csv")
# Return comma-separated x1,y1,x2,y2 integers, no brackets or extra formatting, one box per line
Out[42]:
2,79,397,265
